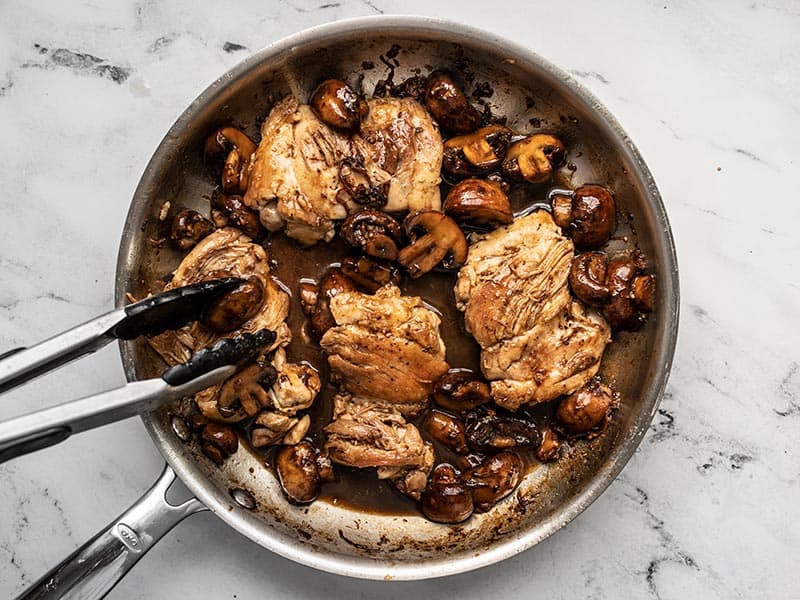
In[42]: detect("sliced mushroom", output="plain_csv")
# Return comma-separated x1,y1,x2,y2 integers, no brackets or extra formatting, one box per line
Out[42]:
569,251,611,306
422,410,468,454
307,268,358,340
340,209,402,261
310,79,368,132
536,425,561,462
211,359,276,421
201,276,265,333
442,125,513,176
282,414,311,445
316,451,336,483
338,157,388,208
250,411,296,448
420,463,474,524
211,194,264,240
464,406,541,452
397,211,468,278
275,441,321,504
443,178,513,228
298,281,319,317
432,371,491,414
501,134,566,183
204,127,256,194
556,379,616,435
170,209,214,250
424,72,481,134
340,255,401,293
461,452,522,512
603,256,653,331
551,184,616,249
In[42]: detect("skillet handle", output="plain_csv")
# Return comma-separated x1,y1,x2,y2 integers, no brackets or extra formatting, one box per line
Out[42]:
16,465,206,600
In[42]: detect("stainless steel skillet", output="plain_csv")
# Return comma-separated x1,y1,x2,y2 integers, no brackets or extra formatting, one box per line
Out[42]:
19,15,679,598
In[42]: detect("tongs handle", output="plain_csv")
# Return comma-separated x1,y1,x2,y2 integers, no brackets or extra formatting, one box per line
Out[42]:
0,278,244,395
0,366,235,464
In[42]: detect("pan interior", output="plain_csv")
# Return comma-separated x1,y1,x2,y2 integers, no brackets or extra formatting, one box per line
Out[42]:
116,18,677,580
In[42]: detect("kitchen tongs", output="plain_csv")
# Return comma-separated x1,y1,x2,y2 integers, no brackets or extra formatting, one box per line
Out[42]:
0,278,276,463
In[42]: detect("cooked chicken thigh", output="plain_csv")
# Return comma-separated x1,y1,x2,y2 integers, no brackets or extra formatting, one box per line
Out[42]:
320,285,449,412
243,96,442,245
146,227,320,428
455,211,611,410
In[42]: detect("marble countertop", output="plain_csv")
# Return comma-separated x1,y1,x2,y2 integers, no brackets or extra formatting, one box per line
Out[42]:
1,1,797,598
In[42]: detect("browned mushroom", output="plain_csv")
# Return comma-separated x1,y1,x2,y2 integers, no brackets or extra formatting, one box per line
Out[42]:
442,125,513,176
501,134,566,183
551,184,616,249
556,379,616,435
603,256,654,331
212,359,277,421
316,450,337,483
443,178,513,228
204,127,256,195
340,255,401,293
211,194,264,240
275,441,321,504
424,72,481,134
338,157,388,208
535,426,561,462
201,276,265,333
569,251,611,306
420,463,474,524
310,79,368,132
340,209,402,261
432,370,491,414
170,209,214,250
422,410,469,454
307,268,358,341
201,422,239,456
464,406,541,452
397,211,468,278
461,451,522,512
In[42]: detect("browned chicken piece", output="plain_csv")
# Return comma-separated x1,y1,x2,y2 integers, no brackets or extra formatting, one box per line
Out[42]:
482,301,611,410
324,394,434,474
455,211,574,347
244,97,352,245
243,96,442,245
319,285,449,412
146,227,320,424
455,211,611,410
351,97,443,213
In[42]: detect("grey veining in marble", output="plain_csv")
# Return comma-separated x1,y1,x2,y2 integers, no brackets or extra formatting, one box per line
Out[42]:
1,1,798,598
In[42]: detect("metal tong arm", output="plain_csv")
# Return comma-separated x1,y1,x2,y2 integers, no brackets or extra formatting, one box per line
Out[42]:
0,308,127,395
0,278,244,395
0,365,235,464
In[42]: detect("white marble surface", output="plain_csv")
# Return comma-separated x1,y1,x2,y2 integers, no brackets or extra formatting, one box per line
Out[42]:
0,1,798,598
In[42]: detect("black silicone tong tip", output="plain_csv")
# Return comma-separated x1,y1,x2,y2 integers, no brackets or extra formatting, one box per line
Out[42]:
161,329,276,386
113,278,245,340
